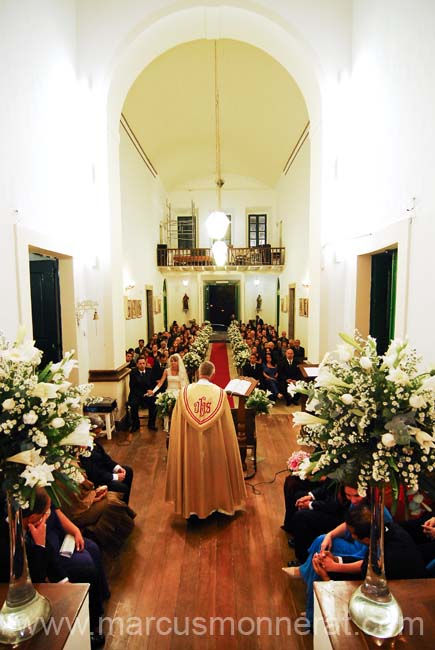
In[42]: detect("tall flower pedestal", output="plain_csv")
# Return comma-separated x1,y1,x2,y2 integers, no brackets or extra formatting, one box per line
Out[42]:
0,495,52,645
349,486,403,639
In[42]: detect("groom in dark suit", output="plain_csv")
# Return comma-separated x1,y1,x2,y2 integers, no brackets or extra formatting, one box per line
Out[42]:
278,348,300,405
128,357,158,431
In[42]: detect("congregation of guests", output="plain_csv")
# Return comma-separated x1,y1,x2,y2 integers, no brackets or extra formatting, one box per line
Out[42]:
234,319,305,405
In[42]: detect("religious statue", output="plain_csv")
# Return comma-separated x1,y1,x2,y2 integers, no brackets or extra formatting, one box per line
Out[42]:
182,293,189,312
256,294,262,311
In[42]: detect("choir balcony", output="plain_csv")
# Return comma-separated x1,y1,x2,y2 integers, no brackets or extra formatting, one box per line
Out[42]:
156,245,285,271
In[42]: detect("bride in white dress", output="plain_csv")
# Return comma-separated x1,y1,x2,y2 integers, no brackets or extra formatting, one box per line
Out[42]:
156,353,189,396
155,354,189,433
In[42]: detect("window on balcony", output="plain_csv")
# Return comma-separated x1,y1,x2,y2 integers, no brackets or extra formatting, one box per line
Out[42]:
248,213,267,247
177,215,196,248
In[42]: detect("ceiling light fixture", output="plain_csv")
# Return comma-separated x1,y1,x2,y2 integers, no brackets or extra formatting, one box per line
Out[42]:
206,41,229,261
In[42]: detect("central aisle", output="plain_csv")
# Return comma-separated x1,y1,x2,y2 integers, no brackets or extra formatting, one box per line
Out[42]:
209,342,234,407
101,413,309,649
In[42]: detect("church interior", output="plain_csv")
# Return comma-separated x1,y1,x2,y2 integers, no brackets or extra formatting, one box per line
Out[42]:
2,1,435,648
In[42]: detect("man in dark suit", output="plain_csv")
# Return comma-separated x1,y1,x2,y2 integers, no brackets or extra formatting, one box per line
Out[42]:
80,439,134,504
278,348,300,405
291,339,305,364
128,357,158,431
242,352,263,382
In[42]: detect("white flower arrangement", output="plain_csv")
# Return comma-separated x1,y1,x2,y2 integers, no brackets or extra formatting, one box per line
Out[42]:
291,332,435,499
227,323,251,370
155,390,177,417
0,329,93,508
183,350,203,371
245,388,273,415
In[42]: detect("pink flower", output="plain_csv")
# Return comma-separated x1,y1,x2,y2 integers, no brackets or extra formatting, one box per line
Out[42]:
286,450,310,473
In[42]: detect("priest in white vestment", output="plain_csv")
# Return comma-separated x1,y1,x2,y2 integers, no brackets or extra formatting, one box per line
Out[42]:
165,360,247,519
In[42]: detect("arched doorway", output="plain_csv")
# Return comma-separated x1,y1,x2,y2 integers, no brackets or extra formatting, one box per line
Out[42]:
105,3,325,360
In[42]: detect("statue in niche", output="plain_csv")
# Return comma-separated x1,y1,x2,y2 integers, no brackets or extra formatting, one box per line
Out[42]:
182,294,189,312
256,294,262,312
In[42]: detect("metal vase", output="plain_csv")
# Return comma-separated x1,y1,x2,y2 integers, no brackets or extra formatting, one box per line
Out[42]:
348,485,403,638
0,493,52,645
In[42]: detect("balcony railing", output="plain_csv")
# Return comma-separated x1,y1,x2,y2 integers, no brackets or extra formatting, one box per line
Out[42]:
156,246,285,268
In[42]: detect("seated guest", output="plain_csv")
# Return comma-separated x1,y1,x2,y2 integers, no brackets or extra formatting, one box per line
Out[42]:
125,350,136,369
242,352,263,382
57,475,135,554
134,338,146,359
262,352,280,400
80,439,134,505
128,357,158,431
0,489,108,648
291,338,305,364
284,503,425,628
286,482,362,563
146,343,160,368
278,348,300,405
399,513,435,575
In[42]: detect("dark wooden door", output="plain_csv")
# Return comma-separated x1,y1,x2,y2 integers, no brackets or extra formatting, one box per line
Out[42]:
370,249,397,354
206,284,236,328
29,258,62,365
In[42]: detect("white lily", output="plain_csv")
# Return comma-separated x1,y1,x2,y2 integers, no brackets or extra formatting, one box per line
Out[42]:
386,368,410,385
409,394,426,409
0,340,42,365
7,447,43,466
59,418,93,447
336,344,353,362
422,375,435,393
315,368,349,390
51,357,78,379
292,411,328,426
340,393,354,405
409,427,435,452
31,382,59,402
20,462,55,488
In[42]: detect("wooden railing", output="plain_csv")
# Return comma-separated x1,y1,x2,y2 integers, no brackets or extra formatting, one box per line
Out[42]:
157,246,285,267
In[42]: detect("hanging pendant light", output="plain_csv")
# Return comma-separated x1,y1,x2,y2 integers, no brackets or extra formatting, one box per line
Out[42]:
206,41,229,262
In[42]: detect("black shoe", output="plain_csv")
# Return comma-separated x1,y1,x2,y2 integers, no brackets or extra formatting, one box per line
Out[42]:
148,424,158,431
287,559,301,567
90,631,105,648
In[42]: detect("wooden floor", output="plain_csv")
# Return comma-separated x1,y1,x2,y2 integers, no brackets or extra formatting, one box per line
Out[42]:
100,408,312,650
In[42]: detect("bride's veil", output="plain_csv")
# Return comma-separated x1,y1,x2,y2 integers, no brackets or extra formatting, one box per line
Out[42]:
171,353,189,387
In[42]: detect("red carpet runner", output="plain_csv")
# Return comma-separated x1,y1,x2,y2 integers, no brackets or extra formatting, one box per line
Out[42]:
209,342,234,407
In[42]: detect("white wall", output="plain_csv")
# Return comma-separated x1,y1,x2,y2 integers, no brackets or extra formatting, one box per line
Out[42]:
320,0,435,363
275,138,311,353
119,127,167,347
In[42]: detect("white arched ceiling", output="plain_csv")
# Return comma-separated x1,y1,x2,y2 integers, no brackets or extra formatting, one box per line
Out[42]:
122,38,309,190
108,5,322,131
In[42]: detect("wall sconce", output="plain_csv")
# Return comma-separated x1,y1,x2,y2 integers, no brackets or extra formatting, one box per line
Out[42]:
301,280,311,289
124,284,135,292
76,300,99,326
254,279,260,287
182,280,189,287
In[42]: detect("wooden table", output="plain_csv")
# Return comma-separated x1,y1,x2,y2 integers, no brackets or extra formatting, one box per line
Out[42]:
0,583,90,650
313,579,435,650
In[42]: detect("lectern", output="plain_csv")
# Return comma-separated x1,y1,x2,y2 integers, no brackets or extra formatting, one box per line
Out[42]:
225,376,258,478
